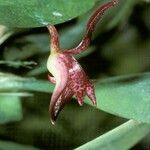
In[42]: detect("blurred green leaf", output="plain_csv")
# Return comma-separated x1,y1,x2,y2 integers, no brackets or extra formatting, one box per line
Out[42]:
0,0,96,28
0,140,41,150
0,92,33,97
3,39,43,61
0,95,22,124
0,72,53,93
75,120,150,150
92,72,150,124
0,72,149,123
142,6,150,30
102,26,150,74
0,60,37,69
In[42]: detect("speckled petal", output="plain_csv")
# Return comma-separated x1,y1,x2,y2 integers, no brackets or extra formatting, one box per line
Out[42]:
63,53,96,106
51,86,73,124
86,81,96,105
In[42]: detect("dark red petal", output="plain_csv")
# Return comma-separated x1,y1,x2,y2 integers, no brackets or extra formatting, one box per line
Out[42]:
50,87,73,124
75,91,85,106
64,0,118,55
86,81,96,105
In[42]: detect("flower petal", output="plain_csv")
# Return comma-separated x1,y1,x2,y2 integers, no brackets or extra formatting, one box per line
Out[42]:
50,86,73,124
86,81,96,105
66,54,96,105
75,91,85,106
47,54,69,124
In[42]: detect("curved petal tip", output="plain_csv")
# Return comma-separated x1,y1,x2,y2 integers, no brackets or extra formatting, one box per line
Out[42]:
51,119,55,125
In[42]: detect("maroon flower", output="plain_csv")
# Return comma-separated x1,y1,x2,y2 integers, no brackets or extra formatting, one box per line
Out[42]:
47,0,118,124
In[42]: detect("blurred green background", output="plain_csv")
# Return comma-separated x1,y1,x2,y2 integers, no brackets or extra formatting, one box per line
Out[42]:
0,0,150,150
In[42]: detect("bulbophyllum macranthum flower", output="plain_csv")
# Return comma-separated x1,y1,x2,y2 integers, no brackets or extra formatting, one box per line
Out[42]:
47,0,118,124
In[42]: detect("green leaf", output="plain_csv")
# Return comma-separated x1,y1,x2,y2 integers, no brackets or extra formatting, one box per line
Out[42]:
0,72,53,93
0,60,37,69
0,140,41,150
0,95,22,124
102,26,150,75
0,0,96,28
92,72,150,124
0,72,149,123
75,120,150,150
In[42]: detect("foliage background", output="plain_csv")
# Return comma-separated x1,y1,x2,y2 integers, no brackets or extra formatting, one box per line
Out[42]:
0,0,149,150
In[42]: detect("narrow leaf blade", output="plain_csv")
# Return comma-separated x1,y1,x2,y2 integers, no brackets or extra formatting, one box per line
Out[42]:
75,120,150,150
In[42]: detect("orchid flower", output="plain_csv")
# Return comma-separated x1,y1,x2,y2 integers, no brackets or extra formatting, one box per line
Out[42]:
47,0,118,124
